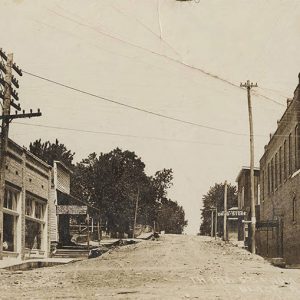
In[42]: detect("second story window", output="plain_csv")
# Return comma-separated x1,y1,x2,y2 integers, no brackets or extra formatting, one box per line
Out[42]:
262,170,264,199
284,140,287,180
279,147,282,185
289,133,293,176
296,125,300,170
271,158,274,192
275,153,278,189
267,163,271,195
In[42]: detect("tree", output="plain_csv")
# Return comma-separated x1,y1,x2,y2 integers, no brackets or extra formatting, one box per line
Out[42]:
29,139,75,168
199,183,237,236
157,198,187,234
72,149,187,237
72,148,152,237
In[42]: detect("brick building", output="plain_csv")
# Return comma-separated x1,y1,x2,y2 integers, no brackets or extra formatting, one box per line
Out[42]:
0,139,52,260
236,167,260,245
257,74,300,265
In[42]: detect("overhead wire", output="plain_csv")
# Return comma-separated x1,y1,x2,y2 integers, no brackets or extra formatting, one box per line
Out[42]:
12,121,249,147
46,7,285,108
22,70,248,136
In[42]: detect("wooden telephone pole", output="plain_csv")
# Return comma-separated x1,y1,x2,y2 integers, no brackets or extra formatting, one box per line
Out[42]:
240,80,257,254
0,49,42,259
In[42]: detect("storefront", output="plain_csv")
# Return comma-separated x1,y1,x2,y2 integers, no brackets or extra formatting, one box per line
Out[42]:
0,139,52,260
2,186,21,255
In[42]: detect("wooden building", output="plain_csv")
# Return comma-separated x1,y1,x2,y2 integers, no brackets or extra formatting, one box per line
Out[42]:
49,160,73,246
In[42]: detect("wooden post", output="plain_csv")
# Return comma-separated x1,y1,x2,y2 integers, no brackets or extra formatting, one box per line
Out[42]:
133,187,140,238
97,218,100,245
87,213,90,252
223,180,228,241
211,210,214,237
0,53,13,260
215,207,218,239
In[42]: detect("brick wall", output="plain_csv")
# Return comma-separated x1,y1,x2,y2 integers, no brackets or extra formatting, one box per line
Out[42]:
1,140,52,259
259,79,300,264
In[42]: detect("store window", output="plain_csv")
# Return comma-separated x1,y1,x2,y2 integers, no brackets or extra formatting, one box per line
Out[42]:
3,214,15,251
4,189,17,211
25,220,42,250
2,187,20,252
25,196,46,251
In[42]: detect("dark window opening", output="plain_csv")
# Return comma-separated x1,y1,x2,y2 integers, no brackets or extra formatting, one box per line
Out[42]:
25,220,42,250
3,214,15,252
293,198,297,223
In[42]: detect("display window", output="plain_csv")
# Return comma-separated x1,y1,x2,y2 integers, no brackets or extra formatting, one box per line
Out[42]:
2,187,20,252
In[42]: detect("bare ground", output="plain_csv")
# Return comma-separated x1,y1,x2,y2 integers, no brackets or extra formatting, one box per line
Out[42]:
1,235,300,299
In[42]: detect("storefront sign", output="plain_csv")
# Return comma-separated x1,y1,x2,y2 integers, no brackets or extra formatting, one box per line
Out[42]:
56,205,87,215
217,210,247,217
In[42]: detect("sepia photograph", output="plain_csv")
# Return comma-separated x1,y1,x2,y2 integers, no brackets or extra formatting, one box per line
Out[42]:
1,0,300,299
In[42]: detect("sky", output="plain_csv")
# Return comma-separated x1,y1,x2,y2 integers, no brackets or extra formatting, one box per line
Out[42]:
1,0,300,234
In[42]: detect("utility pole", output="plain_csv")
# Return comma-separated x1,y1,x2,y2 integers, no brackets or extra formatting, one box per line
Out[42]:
223,180,228,241
240,80,258,254
0,49,42,259
133,186,140,238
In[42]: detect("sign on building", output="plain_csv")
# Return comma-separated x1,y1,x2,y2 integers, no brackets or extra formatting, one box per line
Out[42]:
217,210,247,217
56,205,88,215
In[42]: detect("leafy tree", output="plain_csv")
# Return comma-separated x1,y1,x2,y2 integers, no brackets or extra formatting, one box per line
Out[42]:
72,149,187,237
157,198,187,234
199,183,237,236
72,148,152,237
29,139,75,168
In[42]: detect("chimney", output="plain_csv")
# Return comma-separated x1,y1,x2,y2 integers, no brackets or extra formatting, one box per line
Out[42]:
270,133,273,140
287,98,292,106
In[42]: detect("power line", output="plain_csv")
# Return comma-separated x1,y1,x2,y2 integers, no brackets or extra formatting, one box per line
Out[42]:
13,121,249,147
22,70,247,136
47,8,285,108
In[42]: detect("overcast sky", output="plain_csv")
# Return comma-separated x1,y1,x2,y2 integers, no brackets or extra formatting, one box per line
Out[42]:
1,0,300,234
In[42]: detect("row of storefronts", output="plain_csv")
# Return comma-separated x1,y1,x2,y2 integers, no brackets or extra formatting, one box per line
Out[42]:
0,139,73,260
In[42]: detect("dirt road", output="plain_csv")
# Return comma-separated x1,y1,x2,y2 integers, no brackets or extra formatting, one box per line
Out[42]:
1,235,300,299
